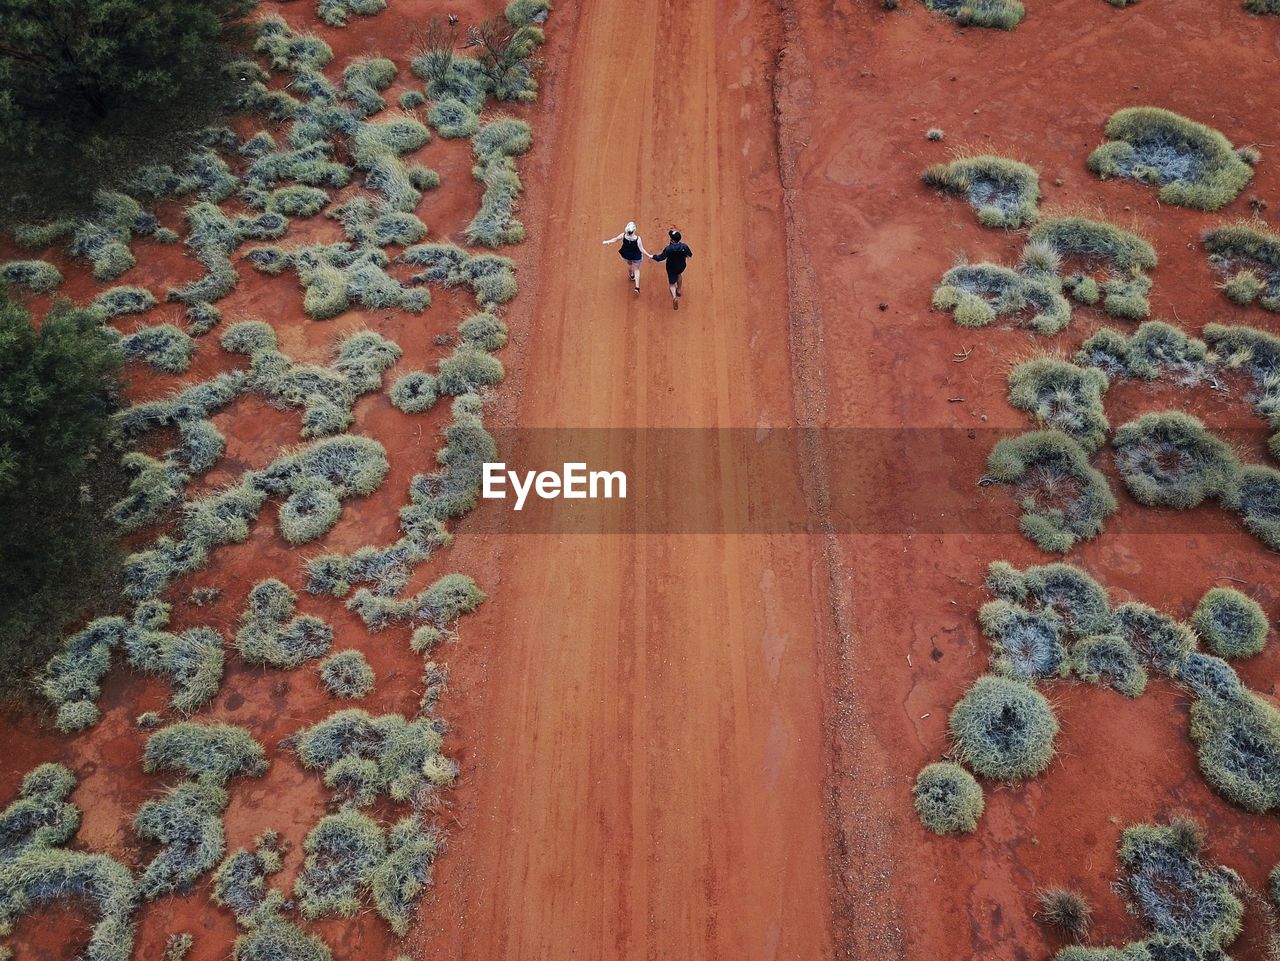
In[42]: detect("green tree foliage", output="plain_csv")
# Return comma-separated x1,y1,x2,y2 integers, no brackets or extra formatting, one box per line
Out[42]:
0,294,125,696
0,0,254,221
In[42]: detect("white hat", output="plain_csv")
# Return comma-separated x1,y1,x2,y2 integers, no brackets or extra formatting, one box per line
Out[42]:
625,221,637,236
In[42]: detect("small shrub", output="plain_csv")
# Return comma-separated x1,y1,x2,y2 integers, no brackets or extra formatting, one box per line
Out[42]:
279,481,344,545
948,674,1058,781
1079,321,1209,385
92,285,158,320
1088,107,1254,210
921,0,1024,28
912,761,983,834
922,155,1039,228
1027,217,1157,320
1008,357,1109,453
316,0,388,27
164,933,194,961
1038,888,1092,940
1192,587,1268,659
986,431,1117,552
1112,412,1239,509
437,346,505,395
319,650,375,698
348,571,486,632
234,919,332,961
1225,463,1280,550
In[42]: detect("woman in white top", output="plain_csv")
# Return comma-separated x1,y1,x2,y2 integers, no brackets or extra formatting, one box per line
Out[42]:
602,221,652,294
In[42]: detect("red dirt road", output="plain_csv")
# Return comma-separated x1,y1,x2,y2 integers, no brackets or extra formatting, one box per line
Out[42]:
419,1,842,959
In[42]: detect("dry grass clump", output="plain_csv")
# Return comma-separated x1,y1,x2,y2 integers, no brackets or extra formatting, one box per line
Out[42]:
1069,634,1148,698
15,191,173,282
1114,602,1197,674
348,572,485,632
932,261,1071,335
317,0,387,27
1111,412,1239,509
236,579,333,668
0,764,137,961
979,599,1068,683
1204,222,1280,311
1225,464,1280,549
1187,671,1280,812
1077,321,1210,385
912,761,984,834
1191,587,1268,659
922,154,1040,228
247,243,430,320
0,260,62,294
921,0,1025,29
135,723,267,900
1088,107,1256,210
294,710,457,805
467,118,533,247
1204,323,1280,459
42,601,224,732
948,674,1058,780
319,649,376,698
170,202,289,314
222,321,402,438
986,430,1117,552
1037,888,1092,940
307,395,493,598
400,242,519,306
123,435,389,601
1008,357,1110,453
1028,216,1157,321
213,831,333,961
119,323,196,374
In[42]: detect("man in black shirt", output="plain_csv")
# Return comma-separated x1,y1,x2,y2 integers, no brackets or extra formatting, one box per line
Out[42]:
651,229,693,311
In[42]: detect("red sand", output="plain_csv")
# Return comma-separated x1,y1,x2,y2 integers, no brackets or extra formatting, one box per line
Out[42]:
5,1,1280,959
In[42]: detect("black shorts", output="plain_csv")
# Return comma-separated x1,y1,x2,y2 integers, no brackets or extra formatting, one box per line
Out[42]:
665,264,685,282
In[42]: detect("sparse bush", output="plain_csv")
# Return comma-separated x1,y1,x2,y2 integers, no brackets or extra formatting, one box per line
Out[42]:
1192,587,1268,659
921,0,1024,29
1203,223,1280,312
236,579,333,668
164,933,194,961
254,16,332,73
279,481,344,545
466,17,546,102
1088,107,1255,210
986,430,1117,552
348,571,485,632
1038,888,1092,940
912,761,983,834
121,601,225,714
507,0,552,25
437,346,505,395
234,919,332,961
948,674,1058,781
922,154,1039,228
400,243,519,306
1112,412,1239,509
18,192,161,281
1008,357,1109,453
399,90,427,110
93,285,159,320
319,650,375,698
